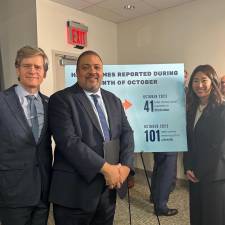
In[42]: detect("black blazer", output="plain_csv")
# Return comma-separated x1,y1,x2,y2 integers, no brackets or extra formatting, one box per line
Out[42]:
0,85,52,207
184,103,225,183
48,83,134,211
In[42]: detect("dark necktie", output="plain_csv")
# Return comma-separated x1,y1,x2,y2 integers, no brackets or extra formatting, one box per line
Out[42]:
91,94,110,142
26,95,39,143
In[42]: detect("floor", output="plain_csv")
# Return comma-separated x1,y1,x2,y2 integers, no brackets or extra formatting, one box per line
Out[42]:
48,169,190,225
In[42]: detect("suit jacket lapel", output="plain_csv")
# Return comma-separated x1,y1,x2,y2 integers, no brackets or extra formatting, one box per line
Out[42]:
73,84,103,138
4,86,34,141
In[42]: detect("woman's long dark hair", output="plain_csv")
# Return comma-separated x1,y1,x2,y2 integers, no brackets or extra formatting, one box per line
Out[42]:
186,64,223,117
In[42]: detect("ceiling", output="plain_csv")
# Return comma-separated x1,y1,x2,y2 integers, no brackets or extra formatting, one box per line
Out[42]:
50,0,196,23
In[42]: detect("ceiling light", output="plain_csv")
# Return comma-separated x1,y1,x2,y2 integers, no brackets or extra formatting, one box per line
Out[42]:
124,4,135,10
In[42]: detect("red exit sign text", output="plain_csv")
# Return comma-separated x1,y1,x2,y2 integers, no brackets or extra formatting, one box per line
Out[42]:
67,21,88,49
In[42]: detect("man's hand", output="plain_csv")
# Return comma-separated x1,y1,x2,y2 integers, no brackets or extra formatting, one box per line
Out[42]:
119,165,130,184
101,162,122,189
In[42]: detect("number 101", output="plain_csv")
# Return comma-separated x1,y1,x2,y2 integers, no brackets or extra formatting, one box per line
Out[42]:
144,130,160,142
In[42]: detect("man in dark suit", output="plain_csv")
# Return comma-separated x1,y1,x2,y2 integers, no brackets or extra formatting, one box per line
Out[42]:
150,152,178,216
48,50,134,225
149,70,189,216
0,46,52,225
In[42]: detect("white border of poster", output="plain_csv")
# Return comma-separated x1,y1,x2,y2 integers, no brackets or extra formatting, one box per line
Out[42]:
64,64,187,153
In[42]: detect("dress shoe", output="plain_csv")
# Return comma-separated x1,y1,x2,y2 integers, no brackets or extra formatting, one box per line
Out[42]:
154,208,178,216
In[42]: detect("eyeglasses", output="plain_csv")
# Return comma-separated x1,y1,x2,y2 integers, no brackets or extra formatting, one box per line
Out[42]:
20,64,43,72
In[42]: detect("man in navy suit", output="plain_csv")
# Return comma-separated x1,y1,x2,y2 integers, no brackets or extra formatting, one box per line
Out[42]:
150,70,189,216
0,46,52,225
150,152,178,216
48,50,134,225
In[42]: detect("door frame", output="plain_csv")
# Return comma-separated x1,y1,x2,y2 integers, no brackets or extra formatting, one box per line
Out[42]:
52,50,79,92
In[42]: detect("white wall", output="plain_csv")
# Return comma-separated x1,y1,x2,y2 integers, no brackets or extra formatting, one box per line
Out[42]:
36,0,118,96
118,0,225,178
0,0,37,88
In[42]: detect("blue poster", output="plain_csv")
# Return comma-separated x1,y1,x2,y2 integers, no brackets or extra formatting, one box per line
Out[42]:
64,64,187,152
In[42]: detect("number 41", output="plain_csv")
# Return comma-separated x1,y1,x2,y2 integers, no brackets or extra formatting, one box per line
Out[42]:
144,100,154,112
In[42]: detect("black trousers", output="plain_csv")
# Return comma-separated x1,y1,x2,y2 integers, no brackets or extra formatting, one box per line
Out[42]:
189,180,225,225
0,202,49,225
53,188,116,225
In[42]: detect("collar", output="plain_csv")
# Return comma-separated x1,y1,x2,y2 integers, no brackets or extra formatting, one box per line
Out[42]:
83,89,102,98
15,84,40,103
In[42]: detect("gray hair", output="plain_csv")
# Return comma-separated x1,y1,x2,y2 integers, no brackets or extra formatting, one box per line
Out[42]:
15,45,48,73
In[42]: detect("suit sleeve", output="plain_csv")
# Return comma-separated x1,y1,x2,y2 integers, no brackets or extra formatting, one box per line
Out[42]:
48,92,105,183
183,145,193,173
183,123,194,173
118,99,135,173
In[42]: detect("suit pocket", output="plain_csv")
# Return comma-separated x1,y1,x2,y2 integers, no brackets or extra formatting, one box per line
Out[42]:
0,169,24,190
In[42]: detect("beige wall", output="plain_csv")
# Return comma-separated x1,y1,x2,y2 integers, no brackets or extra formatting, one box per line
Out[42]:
117,0,225,178
36,0,118,96
118,0,225,75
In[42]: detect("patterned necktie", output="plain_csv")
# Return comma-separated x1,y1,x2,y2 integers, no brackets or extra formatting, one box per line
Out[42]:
26,95,39,143
91,94,110,142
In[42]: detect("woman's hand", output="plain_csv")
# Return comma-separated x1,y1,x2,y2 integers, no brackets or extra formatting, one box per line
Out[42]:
186,170,199,183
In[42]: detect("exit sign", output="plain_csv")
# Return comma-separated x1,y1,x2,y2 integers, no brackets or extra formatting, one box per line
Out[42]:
67,21,88,49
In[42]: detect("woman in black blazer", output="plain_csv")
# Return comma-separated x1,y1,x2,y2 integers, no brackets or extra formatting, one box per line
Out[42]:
184,64,225,225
